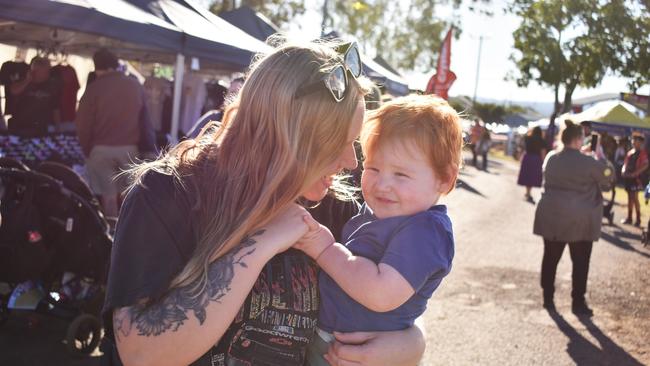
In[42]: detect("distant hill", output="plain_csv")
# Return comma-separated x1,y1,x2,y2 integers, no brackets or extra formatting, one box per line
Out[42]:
473,96,554,117
449,95,548,125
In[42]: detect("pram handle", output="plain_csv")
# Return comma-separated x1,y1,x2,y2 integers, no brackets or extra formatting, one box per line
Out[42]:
0,168,113,241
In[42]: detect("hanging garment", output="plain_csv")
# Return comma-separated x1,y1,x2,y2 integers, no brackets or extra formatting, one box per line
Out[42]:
0,61,30,115
52,64,80,122
143,76,172,132
179,72,206,135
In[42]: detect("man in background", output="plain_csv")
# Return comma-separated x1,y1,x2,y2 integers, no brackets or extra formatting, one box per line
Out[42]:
470,118,484,167
75,49,146,217
8,56,61,135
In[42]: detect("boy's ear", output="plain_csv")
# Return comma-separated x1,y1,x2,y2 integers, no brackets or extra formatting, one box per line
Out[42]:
440,167,460,194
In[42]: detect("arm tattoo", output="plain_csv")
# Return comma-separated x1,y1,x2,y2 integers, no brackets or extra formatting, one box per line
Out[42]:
113,230,264,338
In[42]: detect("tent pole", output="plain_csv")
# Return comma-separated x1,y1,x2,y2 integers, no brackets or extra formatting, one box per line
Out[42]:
171,53,185,143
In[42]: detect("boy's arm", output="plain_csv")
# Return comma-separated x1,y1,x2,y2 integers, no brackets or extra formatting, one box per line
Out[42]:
316,243,414,312
295,214,415,312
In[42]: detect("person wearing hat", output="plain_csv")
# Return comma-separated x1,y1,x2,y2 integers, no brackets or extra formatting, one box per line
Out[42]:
621,133,649,226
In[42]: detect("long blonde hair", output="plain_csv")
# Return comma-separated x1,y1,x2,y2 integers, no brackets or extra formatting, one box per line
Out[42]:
129,39,368,296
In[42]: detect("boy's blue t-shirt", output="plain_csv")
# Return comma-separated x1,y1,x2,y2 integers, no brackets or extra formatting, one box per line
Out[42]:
318,202,455,333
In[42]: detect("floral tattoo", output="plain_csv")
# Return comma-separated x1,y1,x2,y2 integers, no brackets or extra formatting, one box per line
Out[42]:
113,230,264,339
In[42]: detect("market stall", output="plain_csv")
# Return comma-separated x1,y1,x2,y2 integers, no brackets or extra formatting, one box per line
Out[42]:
571,100,650,136
0,0,271,142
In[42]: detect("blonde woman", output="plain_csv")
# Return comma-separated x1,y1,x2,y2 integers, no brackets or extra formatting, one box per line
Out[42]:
101,40,426,366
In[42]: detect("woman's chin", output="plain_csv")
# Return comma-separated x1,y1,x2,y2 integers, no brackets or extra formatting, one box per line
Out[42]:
302,189,328,202
301,176,333,202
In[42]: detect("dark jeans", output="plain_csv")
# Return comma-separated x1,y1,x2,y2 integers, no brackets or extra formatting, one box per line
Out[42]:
541,239,593,303
481,152,488,170
470,143,477,166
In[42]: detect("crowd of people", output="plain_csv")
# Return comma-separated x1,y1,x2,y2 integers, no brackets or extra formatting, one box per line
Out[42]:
516,118,650,227
508,114,649,316
468,118,491,171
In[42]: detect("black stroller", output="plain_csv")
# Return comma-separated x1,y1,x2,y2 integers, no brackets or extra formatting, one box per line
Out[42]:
0,158,112,354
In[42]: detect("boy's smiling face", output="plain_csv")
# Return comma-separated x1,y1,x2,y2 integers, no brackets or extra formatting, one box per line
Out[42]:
361,139,447,219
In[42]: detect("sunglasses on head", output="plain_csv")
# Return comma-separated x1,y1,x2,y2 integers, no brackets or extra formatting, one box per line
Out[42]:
294,42,362,102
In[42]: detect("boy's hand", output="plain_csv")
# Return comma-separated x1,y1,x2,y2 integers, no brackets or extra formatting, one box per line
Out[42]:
258,204,312,256
293,213,335,260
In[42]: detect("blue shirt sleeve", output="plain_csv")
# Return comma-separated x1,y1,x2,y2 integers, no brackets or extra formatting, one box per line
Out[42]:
379,213,454,292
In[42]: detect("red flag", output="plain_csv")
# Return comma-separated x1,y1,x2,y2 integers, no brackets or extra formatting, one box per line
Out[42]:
426,28,456,99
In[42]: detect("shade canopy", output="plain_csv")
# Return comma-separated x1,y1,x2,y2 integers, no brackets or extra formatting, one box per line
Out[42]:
219,5,279,43
0,0,182,63
361,55,409,96
571,100,650,135
0,0,269,70
127,0,270,69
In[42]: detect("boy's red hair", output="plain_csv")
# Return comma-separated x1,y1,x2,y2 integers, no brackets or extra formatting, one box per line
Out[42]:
360,94,463,193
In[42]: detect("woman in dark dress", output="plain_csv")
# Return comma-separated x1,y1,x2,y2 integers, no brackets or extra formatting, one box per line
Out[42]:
518,126,546,203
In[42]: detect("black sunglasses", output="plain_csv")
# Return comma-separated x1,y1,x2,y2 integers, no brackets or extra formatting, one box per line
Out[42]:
294,42,362,102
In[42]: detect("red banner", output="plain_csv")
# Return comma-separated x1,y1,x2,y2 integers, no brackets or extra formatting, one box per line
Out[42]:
426,28,456,99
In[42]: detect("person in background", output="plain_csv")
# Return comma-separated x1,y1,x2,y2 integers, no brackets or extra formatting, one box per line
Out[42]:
614,137,630,184
544,113,557,150
75,49,148,217
8,56,61,136
534,120,612,316
476,127,491,171
517,126,546,203
469,118,483,167
580,121,592,142
621,133,649,226
186,79,230,139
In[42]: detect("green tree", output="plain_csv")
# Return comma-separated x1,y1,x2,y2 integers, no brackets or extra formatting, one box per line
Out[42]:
473,102,506,122
508,0,650,114
210,0,306,27
329,0,450,71
211,0,491,73
328,1,490,72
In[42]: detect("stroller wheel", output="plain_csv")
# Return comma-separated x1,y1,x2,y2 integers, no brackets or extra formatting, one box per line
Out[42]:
65,313,101,355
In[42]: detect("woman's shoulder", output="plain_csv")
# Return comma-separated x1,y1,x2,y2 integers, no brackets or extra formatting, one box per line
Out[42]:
124,167,196,223
133,166,192,201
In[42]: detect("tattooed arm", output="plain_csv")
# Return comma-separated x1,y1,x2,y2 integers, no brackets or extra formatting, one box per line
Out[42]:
114,204,311,366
